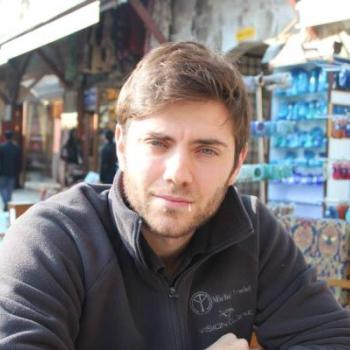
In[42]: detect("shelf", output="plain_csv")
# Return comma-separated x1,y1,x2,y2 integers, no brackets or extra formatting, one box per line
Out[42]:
324,198,350,204
276,91,327,101
271,180,325,186
269,199,323,206
274,146,327,150
329,138,350,141
275,116,328,122
331,90,350,105
269,64,350,219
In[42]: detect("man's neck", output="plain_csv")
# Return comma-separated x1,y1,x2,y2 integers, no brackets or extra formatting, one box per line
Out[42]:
141,228,194,274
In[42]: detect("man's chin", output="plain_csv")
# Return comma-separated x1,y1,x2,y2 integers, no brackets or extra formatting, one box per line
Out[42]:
144,220,196,240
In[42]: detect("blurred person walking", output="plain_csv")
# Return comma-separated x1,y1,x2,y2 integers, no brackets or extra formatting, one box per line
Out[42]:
0,130,21,211
60,128,83,186
99,129,117,184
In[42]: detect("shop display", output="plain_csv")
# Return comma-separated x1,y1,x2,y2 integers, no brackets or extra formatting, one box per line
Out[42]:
326,87,350,218
245,63,350,220
237,163,293,182
279,215,350,306
267,64,329,218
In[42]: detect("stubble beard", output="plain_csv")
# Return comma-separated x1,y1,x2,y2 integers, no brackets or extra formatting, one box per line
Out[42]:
122,170,230,240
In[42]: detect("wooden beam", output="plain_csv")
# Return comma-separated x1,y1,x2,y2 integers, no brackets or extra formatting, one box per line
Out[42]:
11,53,33,109
129,0,167,44
328,279,350,290
27,73,45,90
36,49,71,88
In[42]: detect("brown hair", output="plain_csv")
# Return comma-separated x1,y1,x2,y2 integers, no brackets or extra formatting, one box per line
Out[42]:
116,41,250,167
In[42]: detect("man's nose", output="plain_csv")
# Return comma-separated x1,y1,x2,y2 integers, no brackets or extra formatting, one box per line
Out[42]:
163,149,193,185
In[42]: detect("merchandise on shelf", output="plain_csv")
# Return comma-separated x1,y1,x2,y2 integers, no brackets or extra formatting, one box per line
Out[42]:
237,163,293,183
324,203,350,223
250,120,296,137
277,99,327,121
337,68,350,89
331,115,350,139
268,64,330,219
332,161,350,180
272,127,327,149
275,67,329,97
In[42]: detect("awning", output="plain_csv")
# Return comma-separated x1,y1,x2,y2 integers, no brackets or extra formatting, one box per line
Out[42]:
296,0,350,28
0,0,100,65
269,30,350,68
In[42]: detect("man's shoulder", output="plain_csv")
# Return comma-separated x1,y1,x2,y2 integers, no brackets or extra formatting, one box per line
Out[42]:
11,182,113,237
11,182,115,252
45,182,111,214
235,191,282,236
3,182,118,292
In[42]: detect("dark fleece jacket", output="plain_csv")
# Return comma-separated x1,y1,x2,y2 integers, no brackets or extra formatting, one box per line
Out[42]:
0,176,349,349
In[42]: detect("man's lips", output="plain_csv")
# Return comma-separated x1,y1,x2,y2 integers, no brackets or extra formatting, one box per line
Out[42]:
153,194,193,204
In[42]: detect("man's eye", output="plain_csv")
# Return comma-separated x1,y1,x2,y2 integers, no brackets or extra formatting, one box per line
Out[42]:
148,139,166,148
199,148,218,156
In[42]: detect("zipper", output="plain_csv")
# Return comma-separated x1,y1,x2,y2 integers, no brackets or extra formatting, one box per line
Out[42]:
134,219,184,349
158,241,241,350
167,283,183,350
162,231,254,349
133,216,253,349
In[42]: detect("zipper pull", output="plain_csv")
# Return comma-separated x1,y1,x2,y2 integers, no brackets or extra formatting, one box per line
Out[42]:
168,286,178,298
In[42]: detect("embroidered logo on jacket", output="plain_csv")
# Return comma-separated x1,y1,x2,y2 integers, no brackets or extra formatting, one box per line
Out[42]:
190,285,252,317
190,285,254,334
190,291,213,315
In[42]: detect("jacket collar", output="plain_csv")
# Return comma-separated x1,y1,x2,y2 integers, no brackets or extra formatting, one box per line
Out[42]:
108,171,254,259
108,171,141,257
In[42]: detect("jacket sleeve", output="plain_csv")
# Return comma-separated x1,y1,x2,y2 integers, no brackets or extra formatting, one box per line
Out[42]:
0,203,85,349
253,201,350,350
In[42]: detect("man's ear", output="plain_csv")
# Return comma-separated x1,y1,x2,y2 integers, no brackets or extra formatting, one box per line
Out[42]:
115,124,126,171
228,144,248,186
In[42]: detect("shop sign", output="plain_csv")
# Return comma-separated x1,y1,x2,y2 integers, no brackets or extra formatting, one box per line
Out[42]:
235,27,256,43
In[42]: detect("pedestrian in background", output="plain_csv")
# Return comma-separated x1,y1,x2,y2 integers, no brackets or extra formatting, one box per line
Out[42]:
99,129,117,184
0,130,21,211
60,128,83,186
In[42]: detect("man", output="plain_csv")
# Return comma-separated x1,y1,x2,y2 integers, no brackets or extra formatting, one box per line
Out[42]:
0,130,21,211
99,129,118,184
0,42,349,350
60,128,83,186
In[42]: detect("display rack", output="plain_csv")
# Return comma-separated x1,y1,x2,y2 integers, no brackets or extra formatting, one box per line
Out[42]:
267,63,330,218
326,90,350,207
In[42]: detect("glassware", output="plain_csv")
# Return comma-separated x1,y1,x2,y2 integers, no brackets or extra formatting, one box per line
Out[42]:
296,69,309,95
317,69,328,92
309,69,318,93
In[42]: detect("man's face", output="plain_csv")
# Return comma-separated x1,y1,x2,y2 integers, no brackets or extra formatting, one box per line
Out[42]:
115,100,246,240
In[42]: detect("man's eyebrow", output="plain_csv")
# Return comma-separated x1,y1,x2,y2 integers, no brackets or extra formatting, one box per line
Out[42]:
143,132,174,141
193,139,229,148
143,132,229,148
